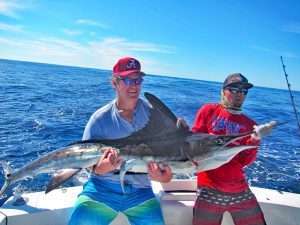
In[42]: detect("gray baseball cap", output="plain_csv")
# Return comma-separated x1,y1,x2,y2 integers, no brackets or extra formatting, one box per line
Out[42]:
222,73,253,89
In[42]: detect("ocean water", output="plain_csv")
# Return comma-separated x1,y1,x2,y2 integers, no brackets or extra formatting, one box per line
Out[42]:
0,58,300,206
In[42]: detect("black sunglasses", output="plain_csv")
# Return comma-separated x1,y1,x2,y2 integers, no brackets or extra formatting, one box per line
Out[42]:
224,86,248,95
118,77,143,86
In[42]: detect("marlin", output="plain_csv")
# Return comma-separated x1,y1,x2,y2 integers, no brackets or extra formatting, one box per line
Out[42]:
1,92,262,197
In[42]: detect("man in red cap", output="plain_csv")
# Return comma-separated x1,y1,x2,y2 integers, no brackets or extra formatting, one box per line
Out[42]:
69,57,172,225
192,73,276,225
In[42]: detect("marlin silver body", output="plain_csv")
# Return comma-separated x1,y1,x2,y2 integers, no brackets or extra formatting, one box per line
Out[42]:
0,92,257,197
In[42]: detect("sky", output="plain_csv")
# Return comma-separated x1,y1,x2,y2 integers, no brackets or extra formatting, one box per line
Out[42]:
0,0,300,91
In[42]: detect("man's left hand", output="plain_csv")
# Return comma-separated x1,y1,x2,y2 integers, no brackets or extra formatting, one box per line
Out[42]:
147,162,172,183
251,121,277,140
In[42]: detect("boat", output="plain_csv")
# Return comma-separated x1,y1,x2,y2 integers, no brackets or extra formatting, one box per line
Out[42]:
1,179,300,225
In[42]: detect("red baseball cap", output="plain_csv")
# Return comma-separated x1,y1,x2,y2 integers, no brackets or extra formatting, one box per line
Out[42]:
113,57,145,76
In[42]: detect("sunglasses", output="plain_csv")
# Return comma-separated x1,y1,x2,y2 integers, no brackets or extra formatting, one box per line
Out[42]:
118,77,143,86
224,86,248,95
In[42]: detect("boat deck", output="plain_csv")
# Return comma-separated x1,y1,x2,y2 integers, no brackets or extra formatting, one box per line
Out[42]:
1,180,300,225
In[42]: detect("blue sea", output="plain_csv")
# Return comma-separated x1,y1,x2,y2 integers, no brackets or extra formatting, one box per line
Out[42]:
0,59,300,206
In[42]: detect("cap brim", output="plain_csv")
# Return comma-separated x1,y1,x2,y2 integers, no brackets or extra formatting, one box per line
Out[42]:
244,83,253,89
224,82,253,89
114,70,145,76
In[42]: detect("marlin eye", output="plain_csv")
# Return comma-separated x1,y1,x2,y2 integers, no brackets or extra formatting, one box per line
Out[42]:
215,139,223,145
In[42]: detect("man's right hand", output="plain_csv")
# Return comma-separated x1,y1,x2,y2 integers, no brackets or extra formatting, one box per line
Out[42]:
93,148,123,174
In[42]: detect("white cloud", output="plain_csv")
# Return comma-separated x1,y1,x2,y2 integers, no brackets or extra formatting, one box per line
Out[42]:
0,0,25,18
0,22,24,32
60,28,82,36
249,45,297,59
76,19,107,29
91,38,176,55
0,37,80,57
38,37,89,54
283,22,300,34
0,36,177,74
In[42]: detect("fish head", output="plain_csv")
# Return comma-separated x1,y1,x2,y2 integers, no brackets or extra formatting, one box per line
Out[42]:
195,145,258,172
184,131,256,169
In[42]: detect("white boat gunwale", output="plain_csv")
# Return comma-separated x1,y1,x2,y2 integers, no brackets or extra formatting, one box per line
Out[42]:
1,180,300,225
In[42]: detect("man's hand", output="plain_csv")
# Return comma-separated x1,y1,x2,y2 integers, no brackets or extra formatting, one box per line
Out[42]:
251,121,277,140
147,162,172,183
93,148,123,174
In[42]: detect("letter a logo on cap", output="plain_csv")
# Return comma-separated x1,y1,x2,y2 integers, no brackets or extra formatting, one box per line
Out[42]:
127,59,137,69
113,57,144,76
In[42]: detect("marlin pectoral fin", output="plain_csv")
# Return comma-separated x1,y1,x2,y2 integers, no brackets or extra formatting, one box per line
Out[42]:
119,159,137,193
45,168,81,194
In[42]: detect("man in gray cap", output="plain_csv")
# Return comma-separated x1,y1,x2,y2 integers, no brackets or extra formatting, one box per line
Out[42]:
220,73,253,110
192,73,275,225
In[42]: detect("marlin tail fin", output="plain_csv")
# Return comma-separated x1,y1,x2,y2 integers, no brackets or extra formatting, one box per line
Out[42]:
0,161,12,198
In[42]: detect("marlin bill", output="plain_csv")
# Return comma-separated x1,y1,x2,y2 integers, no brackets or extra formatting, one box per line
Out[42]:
0,92,258,198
